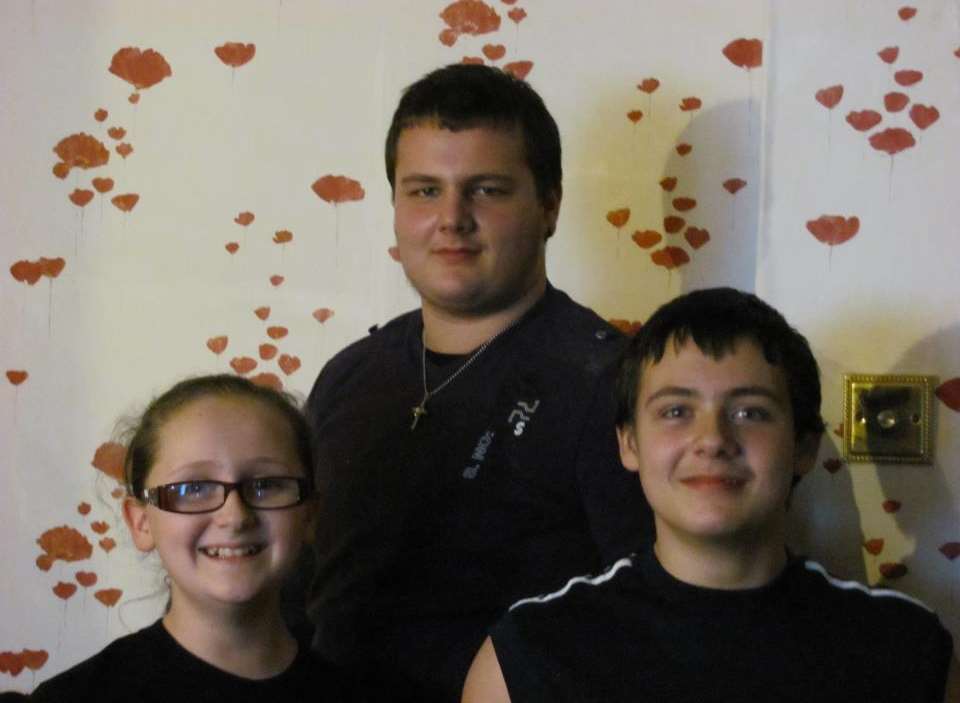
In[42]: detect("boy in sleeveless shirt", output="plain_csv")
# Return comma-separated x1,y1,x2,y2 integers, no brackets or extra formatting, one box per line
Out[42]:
463,287,957,703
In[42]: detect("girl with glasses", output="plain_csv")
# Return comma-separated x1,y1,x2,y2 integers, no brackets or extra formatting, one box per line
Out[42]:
31,375,354,702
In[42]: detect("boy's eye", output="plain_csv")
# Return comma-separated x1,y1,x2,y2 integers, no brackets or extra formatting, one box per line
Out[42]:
658,405,690,420
731,406,772,422
471,184,507,197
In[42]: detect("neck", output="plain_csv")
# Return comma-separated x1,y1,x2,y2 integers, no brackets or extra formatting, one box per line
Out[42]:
422,279,546,354
163,593,297,680
653,526,788,590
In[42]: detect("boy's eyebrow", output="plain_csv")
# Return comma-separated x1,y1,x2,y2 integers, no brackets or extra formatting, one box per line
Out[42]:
727,386,786,404
398,173,516,185
455,174,518,188
398,174,441,185
643,385,785,407
643,386,695,407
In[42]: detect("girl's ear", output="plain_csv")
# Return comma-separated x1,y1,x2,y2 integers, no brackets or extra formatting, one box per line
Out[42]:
122,496,156,553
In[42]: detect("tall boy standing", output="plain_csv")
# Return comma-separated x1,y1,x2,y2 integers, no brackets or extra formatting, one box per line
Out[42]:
306,64,651,702
463,287,956,702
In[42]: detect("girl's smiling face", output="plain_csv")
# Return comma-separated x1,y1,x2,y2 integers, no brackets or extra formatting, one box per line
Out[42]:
123,395,315,616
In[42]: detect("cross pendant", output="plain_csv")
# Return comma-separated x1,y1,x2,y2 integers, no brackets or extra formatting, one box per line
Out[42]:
410,403,427,430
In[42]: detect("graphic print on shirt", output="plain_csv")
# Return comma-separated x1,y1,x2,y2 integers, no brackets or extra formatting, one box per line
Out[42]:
463,430,495,479
508,398,540,437
461,396,540,479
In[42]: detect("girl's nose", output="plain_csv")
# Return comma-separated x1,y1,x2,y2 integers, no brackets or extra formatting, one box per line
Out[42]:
214,488,258,529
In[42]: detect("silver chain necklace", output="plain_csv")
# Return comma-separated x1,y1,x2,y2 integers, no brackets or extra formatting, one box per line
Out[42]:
410,321,516,430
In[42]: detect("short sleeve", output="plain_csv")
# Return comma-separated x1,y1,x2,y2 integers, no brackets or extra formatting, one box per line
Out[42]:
489,612,558,703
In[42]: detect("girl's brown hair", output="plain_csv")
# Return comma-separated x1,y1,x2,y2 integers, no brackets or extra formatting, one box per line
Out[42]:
123,374,314,497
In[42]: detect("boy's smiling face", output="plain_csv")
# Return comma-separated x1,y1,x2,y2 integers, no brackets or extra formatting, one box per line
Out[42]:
391,123,558,318
618,336,817,552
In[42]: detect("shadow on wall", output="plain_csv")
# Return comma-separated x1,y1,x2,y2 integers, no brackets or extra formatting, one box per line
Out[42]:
663,99,762,295
787,350,867,584
789,318,960,640
561,93,761,320
878,322,960,637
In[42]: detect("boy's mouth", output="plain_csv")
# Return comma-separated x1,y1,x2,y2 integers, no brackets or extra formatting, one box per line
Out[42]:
198,545,264,559
433,246,481,263
680,475,746,489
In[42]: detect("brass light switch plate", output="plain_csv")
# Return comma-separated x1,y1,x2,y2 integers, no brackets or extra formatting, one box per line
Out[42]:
842,374,934,464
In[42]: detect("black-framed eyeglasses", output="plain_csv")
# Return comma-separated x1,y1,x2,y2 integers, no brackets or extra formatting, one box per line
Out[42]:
142,477,313,514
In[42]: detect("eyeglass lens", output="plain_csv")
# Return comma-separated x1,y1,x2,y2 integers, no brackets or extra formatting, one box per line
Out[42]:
152,477,306,513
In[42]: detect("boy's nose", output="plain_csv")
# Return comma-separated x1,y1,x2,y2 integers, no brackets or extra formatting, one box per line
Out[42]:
693,412,741,458
438,193,475,234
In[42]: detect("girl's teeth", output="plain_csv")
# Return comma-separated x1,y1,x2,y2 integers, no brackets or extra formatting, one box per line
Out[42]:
202,546,260,558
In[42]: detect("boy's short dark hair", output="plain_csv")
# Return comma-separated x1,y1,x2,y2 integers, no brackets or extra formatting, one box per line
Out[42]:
384,63,562,206
615,287,825,442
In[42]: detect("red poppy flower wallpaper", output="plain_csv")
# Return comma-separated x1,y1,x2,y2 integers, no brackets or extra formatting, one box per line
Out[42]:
1,0,958,693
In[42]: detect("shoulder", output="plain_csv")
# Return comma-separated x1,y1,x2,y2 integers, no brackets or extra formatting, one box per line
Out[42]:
488,558,637,701
797,559,952,643
307,310,418,408
520,285,626,373
31,623,164,701
799,560,936,613
795,560,954,696
537,285,624,345
507,556,636,616
320,310,417,377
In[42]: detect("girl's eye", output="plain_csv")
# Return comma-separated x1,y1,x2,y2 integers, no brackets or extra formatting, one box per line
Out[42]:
178,481,215,500
251,477,284,493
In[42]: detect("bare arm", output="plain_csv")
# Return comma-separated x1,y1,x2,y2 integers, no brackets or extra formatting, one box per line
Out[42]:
462,637,511,703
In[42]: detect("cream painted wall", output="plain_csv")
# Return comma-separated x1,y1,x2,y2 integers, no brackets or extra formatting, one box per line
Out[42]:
1,0,955,692
762,0,960,641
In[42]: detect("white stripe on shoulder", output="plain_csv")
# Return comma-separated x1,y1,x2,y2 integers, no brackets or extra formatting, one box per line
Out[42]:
509,557,634,612
802,560,933,613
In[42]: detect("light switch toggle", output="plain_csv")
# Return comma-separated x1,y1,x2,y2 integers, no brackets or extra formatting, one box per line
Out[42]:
876,409,899,430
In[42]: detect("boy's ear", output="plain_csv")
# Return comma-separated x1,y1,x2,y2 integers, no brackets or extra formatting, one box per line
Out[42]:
122,497,156,553
541,186,562,239
617,425,641,474
793,432,822,479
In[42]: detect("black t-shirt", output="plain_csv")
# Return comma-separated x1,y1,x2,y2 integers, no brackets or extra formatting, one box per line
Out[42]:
30,620,355,702
491,548,954,703
305,285,653,702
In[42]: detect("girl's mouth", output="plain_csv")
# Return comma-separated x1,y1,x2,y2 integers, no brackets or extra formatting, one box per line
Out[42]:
198,545,264,559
